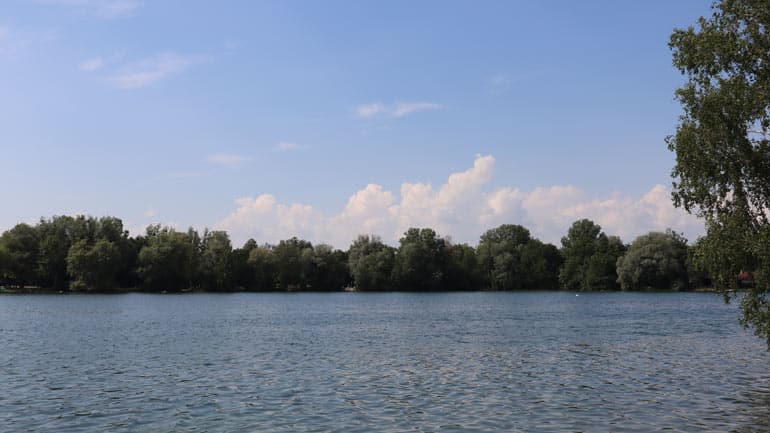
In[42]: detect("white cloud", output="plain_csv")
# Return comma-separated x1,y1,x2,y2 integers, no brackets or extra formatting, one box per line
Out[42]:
216,155,705,248
79,57,103,71
0,25,56,57
355,103,385,118
109,53,204,89
143,208,157,218
206,154,248,165
355,101,442,119
217,195,325,244
36,0,143,19
274,142,303,151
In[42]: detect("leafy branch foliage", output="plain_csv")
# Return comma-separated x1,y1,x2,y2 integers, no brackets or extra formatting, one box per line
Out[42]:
668,0,770,345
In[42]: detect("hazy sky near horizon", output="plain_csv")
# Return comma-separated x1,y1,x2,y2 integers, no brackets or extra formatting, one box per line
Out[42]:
1,0,710,247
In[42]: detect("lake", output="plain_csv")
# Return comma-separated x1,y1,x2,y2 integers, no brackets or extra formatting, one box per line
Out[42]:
1,292,769,432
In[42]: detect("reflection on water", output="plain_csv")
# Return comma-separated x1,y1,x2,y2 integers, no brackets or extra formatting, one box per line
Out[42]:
1,292,769,432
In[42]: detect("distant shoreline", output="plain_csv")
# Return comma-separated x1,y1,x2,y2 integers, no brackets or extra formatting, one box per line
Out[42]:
0,286,722,295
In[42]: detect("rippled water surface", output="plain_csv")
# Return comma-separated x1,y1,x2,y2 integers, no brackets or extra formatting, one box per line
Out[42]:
1,292,770,432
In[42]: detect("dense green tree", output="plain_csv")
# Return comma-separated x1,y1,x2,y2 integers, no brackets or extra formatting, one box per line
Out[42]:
477,224,531,290
4,213,711,296
560,219,625,291
392,228,449,291
307,244,350,291
616,231,689,291
94,217,127,243
36,216,77,289
0,242,9,285
0,223,40,287
117,235,145,288
668,0,770,344
272,237,314,290
477,224,562,290
94,217,133,287
520,240,563,290
199,230,233,291
560,219,601,290
247,244,278,290
585,235,626,291
231,239,257,289
348,235,395,291
446,243,483,290
186,227,203,285
66,238,122,291
686,239,713,289
137,225,197,291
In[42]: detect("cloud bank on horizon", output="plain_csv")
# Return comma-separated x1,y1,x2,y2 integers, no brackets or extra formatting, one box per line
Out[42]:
215,155,703,248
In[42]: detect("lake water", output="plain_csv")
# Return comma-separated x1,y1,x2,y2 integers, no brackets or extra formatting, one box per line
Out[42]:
1,292,769,432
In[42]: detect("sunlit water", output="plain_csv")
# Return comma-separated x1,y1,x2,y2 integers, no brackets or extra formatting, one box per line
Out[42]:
1,292,769,432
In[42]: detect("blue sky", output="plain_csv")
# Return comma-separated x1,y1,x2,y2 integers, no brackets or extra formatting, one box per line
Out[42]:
1,0,710,247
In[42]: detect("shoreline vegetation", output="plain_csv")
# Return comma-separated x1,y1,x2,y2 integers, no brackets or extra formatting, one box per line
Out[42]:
0,287,726,295
0,214,724,294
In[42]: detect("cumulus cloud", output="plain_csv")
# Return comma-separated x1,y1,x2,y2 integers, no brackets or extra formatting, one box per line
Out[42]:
217,195,325,244
206,154,248,165
36,0,142,19
355,101,442,119
109,52,205,89
216,155,704,248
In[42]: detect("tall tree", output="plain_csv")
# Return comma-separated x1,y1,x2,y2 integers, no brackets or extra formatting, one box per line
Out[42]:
478,225,562,291
247,244,278,291
668,0,770,344
446,243,483,290
348,235,395,291
137,225,197,291
272,237,314,290
477,224,529,290
231,239,258,289
477,224,561,290
0,223,40,287
66,238,122,291
199,230,233,291
520,240,563,290
307,244,350,291
616,231,689,291
585,235,626,291
36,216,76,289
560,219,625,291
392,228,449,291
0,241,9,285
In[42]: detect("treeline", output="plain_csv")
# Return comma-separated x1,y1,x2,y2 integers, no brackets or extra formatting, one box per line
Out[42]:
0,215,708,292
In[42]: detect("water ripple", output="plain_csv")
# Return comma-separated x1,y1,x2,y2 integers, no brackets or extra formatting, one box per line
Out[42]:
1,292,769,432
